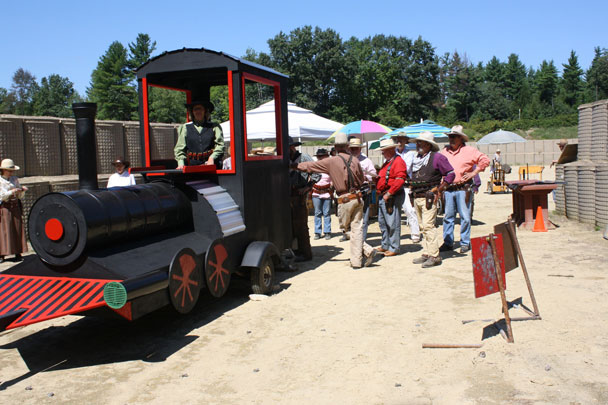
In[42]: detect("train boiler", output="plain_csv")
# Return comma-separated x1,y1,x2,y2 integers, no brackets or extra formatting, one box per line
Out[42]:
0,48,293,331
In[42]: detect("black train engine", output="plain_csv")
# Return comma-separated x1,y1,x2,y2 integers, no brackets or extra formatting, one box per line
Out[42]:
0,48,292,331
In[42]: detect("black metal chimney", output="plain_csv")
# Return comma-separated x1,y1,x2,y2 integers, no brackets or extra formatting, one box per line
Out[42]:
72,103,98,190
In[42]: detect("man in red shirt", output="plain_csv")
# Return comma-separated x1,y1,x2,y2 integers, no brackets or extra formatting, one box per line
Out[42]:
375,137,407,256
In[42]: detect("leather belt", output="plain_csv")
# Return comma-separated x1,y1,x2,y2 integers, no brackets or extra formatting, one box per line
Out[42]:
312,184,332,193
337,192,362,204
446,181,473,191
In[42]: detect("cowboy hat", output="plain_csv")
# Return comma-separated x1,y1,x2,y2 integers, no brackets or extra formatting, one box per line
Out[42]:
262,146,276,155
348,137,363,148
0,159,20,171
184,100,215,113
288,136,302,147
446,125,469,142
112,157,130,168
415,131,439,152
377,137,399,151
334,133,348,145
557,138,568,146
315,148,329,156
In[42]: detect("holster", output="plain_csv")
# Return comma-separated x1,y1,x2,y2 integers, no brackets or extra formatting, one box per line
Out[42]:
385,195,395,214
425,191,435,210
464,184,472,205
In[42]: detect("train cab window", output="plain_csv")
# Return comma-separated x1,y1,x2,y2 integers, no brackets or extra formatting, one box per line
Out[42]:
242,73,283,161
142,79,235,174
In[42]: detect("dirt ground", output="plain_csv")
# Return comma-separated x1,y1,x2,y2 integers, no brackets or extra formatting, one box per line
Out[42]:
1,168,607,404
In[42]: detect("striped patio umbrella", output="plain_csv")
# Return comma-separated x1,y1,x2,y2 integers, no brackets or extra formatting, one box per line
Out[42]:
328,120,392,142
370,120,450,149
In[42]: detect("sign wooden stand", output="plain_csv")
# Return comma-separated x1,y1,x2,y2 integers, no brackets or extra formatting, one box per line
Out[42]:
471,218,541,343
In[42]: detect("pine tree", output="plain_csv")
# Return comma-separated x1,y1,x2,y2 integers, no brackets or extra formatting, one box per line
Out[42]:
587,47,608,101
87,41,137,121
535,60,558,107
561,50,583,107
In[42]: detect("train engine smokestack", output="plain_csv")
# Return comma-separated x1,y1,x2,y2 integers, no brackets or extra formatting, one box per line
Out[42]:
72,102,99,190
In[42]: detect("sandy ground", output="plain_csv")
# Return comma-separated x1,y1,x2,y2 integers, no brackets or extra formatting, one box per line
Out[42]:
1,168,607,404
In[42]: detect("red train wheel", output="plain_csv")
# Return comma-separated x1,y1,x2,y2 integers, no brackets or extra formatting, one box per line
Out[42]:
205,241,231,298
169,248,203,314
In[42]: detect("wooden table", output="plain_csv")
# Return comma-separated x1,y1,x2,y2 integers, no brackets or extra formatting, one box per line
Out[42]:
506,180,558,230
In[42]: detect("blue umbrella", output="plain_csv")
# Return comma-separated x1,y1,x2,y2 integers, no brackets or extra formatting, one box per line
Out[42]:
477,129,526,144
383,120,450,140
370,120,450,149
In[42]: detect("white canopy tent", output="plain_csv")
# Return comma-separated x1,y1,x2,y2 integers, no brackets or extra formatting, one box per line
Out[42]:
220,100,343,142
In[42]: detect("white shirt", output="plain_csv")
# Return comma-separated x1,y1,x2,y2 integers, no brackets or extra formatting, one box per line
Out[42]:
0,175,25,202
357,153,377,183
107,171,136,188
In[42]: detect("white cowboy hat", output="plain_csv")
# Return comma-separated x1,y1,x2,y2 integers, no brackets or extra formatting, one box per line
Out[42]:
0,159,20,171
334,132,348,145
415,131,439,152
377,137,399,151
446,124,469,142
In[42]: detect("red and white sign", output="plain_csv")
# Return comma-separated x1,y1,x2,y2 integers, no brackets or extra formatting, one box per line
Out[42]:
471,234,506,298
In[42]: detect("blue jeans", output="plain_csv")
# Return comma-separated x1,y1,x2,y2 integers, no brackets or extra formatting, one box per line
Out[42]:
442,190,471,247
313,197,332,235
378,191,405,253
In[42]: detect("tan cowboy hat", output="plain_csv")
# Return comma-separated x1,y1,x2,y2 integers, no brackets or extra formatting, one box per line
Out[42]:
446,125,469,142
557,138,568,146
0,159,20,171
415,131,439,152
377,137,399,151
348,137,363,148
262,146,276,155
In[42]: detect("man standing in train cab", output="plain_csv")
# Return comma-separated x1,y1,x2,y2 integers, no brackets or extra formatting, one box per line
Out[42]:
291,133,376,269
440,125,490,254
175,100,224,169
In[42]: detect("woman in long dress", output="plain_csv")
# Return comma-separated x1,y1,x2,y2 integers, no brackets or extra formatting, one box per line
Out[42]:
0,159,28,263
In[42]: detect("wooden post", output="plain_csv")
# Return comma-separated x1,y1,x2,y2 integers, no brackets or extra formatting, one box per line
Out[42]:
488,233,514,343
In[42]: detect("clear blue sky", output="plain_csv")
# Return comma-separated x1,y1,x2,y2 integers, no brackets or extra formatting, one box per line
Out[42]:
1,0,606,96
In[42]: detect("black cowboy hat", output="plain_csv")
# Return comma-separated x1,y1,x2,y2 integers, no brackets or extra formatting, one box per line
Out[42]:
315,148,329,156
288,136,302,147
184,100,215,113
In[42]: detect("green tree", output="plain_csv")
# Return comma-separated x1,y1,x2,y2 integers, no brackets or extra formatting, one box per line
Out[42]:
503,54,530,118
87,41,137,120
267,26,347,116
0,87,15,113
32,74,81,117
484,56,505,85
441,51,481,121
587,46,608,101
10,68,39,115
560,50,584,107
535,60,558,107
128,33,157,70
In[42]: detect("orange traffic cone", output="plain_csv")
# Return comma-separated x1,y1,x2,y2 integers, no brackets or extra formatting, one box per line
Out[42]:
533,206,547,232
